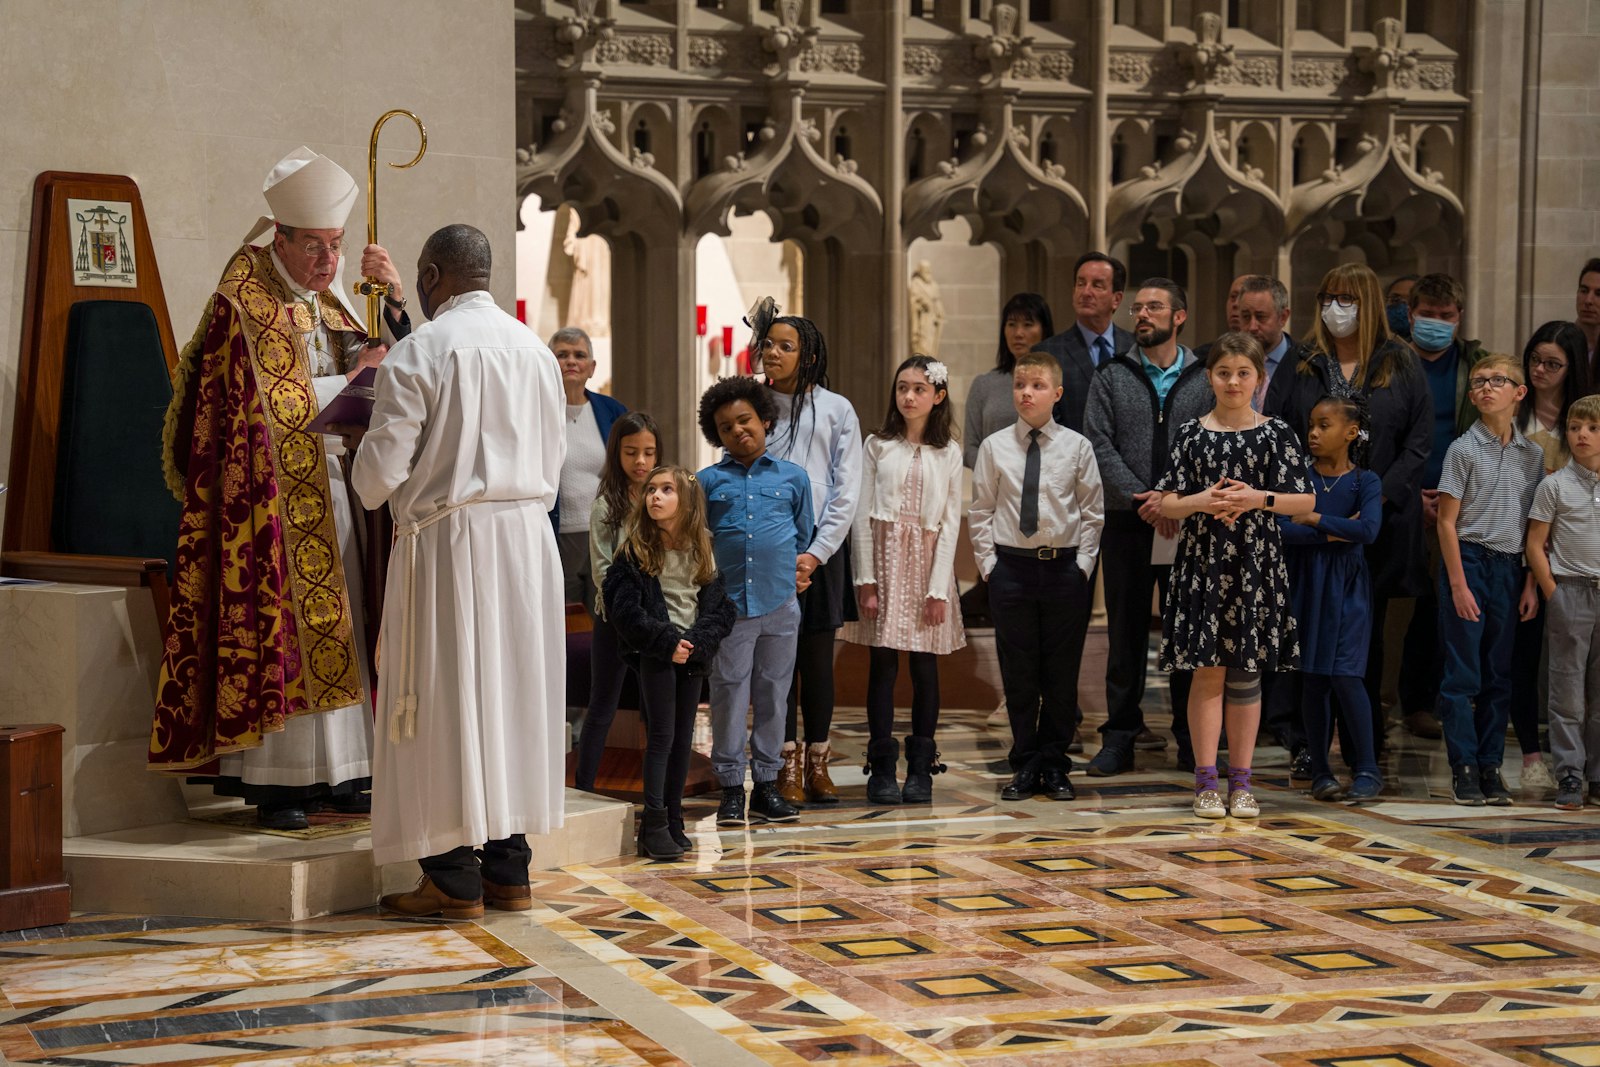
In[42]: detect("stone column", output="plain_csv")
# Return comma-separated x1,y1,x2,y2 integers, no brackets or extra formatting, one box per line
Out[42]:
609,231,699,463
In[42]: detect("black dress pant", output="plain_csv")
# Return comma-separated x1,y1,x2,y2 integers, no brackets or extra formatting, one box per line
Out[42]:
638,656,703,817
1100,511,1193,754
420,835,531,900
990,551,1090,773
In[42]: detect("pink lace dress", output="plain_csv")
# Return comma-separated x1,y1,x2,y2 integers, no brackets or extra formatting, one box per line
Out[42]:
841,448,966,655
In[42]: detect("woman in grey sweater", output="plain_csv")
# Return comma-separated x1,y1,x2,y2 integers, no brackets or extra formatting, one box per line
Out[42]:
963,293,1056,468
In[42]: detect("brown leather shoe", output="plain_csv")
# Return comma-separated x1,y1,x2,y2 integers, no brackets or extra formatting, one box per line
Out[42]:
777,746,805,806
482,879,533,912
805,744,840,804
1405,710,1443,740
380,876,484,920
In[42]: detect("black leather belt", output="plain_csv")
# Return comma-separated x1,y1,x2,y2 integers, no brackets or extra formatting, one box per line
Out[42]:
996,544,1077,562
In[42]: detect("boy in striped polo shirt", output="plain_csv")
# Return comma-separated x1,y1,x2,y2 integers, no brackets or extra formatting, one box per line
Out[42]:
1526,394,1600,810
1436,354,1546,806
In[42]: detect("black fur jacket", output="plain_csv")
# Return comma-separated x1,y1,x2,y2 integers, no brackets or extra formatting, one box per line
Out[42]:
601,549,737,674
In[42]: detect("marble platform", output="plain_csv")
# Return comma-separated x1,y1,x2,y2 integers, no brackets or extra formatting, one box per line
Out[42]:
65,789,633,921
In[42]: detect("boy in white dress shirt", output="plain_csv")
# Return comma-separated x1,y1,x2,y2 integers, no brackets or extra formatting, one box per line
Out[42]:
970,351,1105,803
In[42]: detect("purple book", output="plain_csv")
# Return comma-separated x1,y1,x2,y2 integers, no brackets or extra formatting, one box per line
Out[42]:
307,366,378,433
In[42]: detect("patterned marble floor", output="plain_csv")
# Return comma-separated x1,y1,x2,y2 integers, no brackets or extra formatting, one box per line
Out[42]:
5,706,1600,1066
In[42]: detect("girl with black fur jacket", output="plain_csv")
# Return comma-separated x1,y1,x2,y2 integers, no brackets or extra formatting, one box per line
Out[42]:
603,466,736,860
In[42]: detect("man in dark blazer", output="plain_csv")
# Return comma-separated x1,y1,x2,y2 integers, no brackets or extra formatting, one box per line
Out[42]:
1042,252,1136,433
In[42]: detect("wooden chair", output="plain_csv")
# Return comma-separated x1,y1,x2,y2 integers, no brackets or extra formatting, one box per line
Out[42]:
3,173,180,629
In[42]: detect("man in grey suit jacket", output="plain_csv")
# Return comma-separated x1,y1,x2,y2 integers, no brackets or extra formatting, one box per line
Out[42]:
1041,252,1136,433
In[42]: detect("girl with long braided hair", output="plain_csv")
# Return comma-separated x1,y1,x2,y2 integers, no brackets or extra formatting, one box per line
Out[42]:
1279,393,1384,802
756,310,864,806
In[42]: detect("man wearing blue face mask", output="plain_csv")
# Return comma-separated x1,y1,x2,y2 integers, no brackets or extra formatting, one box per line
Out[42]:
1396,273,1489,742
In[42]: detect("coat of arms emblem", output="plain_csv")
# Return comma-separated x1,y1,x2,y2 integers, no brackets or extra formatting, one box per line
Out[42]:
68,199,138,288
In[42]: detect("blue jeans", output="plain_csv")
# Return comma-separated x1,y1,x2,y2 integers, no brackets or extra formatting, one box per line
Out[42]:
1436,543,1522,769
709,598,801,788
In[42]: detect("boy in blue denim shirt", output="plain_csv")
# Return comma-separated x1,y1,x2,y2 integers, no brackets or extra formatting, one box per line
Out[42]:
697,377,814,827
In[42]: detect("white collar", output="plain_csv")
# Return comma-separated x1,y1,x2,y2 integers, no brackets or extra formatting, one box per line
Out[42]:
433,290,494,318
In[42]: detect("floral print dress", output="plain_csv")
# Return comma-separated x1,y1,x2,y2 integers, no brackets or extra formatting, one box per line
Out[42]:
1156,416,1313,672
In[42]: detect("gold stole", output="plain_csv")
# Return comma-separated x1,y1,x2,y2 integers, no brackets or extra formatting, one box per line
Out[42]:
215,247,363,712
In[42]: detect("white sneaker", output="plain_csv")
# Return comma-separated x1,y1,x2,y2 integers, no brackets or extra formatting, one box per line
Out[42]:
1521,758,1556,792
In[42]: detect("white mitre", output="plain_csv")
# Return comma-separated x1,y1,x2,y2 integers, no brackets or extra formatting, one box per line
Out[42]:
242,146,363,320
264,147,358,228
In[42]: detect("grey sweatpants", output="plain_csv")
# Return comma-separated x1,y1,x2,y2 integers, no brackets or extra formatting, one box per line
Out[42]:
1547,578,1600,783
710,597,801,788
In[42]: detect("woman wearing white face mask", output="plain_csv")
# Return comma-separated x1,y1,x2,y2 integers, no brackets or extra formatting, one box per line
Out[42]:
1269,263,1431,758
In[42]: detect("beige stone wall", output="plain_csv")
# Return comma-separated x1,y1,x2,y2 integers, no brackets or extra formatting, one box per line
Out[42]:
0,0,517,533
1525,0,1600,336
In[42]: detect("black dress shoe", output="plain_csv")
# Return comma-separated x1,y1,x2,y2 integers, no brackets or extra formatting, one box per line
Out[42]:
716,787,747,826
1288,747,1314,783
256,804,309,831
749,780,800,823
1040,765,1076,801
1000,767,1039,801
309,791,371,815
1066,729,1084,755
1134,727,1168,751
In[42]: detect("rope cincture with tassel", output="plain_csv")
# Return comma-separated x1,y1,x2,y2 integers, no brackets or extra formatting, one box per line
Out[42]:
389,500,473,742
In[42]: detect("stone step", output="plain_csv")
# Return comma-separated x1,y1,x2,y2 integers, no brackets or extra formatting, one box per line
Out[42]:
64,789,631,922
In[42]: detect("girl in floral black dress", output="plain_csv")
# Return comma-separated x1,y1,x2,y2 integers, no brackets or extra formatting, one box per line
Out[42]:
1158,332,1315,821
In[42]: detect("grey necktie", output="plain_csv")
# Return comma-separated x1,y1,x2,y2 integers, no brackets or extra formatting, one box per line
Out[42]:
1020,429,1041,537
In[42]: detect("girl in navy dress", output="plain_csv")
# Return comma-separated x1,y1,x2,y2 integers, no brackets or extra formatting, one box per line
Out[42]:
1280,395,1384,801
1158,332,1314,820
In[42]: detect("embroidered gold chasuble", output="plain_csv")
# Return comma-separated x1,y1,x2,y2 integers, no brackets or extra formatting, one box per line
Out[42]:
151,245,365,773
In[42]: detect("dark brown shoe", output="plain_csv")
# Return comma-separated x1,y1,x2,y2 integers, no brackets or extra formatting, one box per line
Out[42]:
380,876,484,920
482,879,532,912
1405,710,1442,740
777,746,806,807
805,744,840,804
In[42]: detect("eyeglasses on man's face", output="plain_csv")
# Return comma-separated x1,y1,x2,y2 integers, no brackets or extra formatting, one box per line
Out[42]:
1128,302,1169,317
1468,374,1517,392
292,239,343,260
1317,292,1358,308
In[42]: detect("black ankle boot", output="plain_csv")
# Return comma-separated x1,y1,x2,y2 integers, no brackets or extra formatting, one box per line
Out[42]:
666,811,692,851
901,736,943,804
639,806,684,861
864,738,902,805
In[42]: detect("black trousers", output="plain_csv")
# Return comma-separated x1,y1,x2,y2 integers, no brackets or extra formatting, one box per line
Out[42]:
990,552,1090,773
638,656,702,816
1261,672,1305,751
784,629,837,745
1100,511,1193,754
419,836,531,900
572,616,631,791
866,647,940,741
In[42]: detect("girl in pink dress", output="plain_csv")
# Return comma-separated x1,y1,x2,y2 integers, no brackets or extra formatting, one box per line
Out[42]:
843,356,966,804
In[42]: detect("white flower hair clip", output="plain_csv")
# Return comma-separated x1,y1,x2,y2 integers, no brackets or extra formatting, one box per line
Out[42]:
923,360,949,387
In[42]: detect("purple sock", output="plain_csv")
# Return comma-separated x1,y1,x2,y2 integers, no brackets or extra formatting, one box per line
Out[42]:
1195,765,1219,794
1228,767,1253,793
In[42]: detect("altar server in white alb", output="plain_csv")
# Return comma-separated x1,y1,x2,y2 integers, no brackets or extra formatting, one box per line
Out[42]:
351,223,567,920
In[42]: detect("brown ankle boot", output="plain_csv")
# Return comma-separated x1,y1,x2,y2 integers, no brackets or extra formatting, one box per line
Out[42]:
805,743,840,804
777,746,805,806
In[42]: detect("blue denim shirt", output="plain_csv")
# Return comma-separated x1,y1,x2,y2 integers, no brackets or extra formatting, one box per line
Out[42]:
697,452,814,618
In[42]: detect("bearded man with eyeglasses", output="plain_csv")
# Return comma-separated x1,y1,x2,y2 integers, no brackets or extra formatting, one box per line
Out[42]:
152,147,412,830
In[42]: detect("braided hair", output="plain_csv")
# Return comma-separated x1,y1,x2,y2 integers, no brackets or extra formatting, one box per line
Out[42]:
1312,392,1371,469
760,315,830,455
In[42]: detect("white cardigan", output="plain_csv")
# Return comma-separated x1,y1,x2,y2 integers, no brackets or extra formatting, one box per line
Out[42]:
850,435,964,601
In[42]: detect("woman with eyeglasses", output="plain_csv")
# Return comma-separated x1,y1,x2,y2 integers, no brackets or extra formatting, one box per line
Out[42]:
1518,321,1593,475
1507,321,1593,795
1269,263,1431,756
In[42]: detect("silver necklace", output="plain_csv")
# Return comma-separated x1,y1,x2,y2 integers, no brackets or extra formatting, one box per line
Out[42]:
1313,464,1351,493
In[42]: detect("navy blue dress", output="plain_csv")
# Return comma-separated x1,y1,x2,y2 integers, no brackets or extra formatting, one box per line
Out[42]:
1278,465,1382,677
